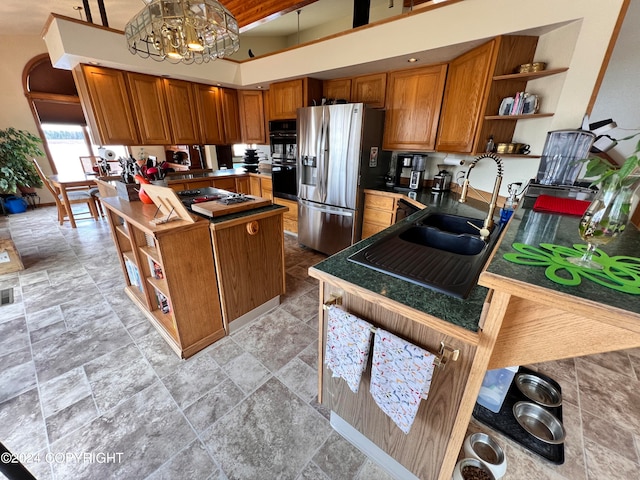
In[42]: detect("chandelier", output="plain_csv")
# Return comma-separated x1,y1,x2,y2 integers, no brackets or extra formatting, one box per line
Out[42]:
124,0,240,64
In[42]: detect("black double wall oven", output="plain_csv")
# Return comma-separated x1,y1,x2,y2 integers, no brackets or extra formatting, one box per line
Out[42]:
269,120,297,201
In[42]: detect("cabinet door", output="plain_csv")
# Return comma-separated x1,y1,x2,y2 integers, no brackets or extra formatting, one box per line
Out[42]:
260,176,273,199
383,64,448,151
435,40,496,153
236,176,251,194
220,88,242,144
126,72,172,145
269,79,303,120
194,84,225,145
323,78,352,102
352,73,386,108
249,175,262,196
73,65,140,145
238,90,267,144
213,177,237,192
164,78,200,145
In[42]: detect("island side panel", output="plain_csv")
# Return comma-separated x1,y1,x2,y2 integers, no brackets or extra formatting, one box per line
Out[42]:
210,209,286,326
318,285,477,480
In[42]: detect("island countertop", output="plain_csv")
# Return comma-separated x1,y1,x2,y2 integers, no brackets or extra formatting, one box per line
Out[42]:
309,189,496,335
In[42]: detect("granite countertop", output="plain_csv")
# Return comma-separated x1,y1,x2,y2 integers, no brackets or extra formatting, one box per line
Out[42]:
483,198,640,316
311,189,494,332
165,168,249,182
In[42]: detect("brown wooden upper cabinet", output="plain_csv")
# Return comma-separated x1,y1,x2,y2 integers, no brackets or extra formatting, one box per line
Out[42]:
164,78,201,145
238,90,267,144
193,84,225,145
436,35,539,154
220,88,242,144
269,78,323,120
351,73,387,108
383,64,448,151
73,65,140,145
126,72,173,145
323,78,352,102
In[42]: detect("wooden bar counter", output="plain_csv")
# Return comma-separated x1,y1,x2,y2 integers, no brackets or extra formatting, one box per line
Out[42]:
309,189,640,480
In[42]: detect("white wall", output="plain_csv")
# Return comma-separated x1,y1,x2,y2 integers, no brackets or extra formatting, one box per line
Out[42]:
0,35,56,203
590,0,640,163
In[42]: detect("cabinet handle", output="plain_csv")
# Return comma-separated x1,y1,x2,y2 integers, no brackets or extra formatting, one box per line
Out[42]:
246,221,259,235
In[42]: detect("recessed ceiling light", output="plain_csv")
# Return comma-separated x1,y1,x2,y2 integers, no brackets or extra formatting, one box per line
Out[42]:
408,58,418,63
257,86,263,89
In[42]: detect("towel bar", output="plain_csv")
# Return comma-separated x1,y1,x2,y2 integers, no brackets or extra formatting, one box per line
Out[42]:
323,295,460,369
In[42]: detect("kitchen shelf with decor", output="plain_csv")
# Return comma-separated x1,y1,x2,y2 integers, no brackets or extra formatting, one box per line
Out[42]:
101,197,225,358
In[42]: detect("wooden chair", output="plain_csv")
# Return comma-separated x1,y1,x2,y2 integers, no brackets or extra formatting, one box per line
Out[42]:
31,158,99,226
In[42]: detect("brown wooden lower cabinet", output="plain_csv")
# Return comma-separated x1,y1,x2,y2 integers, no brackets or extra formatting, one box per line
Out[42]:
210,208,286,326
362,190,399,239
273,197,298,233
314,285,477,480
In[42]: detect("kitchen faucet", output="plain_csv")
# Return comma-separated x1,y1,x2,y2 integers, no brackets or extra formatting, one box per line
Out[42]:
458,153,504,239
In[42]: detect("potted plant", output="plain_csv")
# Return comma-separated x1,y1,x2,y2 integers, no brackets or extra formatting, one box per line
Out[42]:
0,127,45,194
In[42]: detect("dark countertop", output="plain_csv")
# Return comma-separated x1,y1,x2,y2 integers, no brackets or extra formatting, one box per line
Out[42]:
312,185,640,333
165,168,249,182
311,189,494,332
484,198,640,316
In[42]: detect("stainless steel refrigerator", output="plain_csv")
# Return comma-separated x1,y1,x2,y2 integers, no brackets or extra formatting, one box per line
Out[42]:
297,103,389,256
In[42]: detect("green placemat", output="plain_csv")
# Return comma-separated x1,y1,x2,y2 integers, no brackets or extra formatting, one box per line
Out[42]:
504,243,640,294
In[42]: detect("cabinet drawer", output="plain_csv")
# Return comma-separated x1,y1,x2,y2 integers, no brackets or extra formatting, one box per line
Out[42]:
363,208,394,226
283,218,298,234
213,178,237,191
168,183,186,192
186,180,214,189
365,194,396,212
362,222,387,239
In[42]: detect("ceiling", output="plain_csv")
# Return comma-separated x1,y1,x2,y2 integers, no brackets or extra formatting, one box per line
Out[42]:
0,0,396,38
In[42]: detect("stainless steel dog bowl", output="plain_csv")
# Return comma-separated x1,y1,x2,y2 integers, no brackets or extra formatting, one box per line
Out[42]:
513,401,566,444
515,373,562,407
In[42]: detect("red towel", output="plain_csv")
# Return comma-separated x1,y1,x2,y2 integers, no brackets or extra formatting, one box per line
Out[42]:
532,194,591,216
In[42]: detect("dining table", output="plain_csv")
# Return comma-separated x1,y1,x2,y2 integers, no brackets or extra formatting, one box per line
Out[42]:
48,173,98,228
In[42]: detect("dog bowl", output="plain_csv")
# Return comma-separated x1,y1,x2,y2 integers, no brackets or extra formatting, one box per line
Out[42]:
463,433,507,479
453,457,496,480
513,401,566,444
515,373,562,407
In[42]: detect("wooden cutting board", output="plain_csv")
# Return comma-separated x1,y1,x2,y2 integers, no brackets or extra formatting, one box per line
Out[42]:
191,195,272,217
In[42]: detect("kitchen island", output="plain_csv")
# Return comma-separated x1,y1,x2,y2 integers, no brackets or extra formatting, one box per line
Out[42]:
101,191,287,358
308,188,640,480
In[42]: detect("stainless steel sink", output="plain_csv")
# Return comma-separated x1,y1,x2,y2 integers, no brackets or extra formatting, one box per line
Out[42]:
348,211,504,298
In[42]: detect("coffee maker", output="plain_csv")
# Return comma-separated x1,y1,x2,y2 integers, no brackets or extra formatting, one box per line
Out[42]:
392,154,414,187
409,155,427,190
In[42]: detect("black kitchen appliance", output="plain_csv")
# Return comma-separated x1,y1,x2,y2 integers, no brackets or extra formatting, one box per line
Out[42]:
270,120,298,200
393,154,414,187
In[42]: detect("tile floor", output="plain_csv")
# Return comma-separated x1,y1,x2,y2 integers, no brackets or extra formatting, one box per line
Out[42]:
1,206,639,480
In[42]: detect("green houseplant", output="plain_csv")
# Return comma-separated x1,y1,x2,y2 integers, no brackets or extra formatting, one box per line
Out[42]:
0,127,45,194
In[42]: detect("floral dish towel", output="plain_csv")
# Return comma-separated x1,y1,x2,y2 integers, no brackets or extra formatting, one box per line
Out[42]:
370,328,436,434
324,305,373,393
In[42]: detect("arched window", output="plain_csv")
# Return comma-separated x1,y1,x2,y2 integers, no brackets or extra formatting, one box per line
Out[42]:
22,54,128,176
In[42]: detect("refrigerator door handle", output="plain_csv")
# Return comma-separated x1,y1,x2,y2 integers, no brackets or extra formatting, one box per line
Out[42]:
299,199,354,217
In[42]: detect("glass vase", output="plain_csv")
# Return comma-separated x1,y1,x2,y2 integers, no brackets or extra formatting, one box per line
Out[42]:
568,177,634,270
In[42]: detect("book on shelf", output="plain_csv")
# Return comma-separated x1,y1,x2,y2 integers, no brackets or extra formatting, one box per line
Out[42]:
124,257,142,291
147,257,164,279
154,288,171,314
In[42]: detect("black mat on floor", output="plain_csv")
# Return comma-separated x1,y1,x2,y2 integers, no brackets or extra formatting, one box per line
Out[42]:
472,366,565,464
